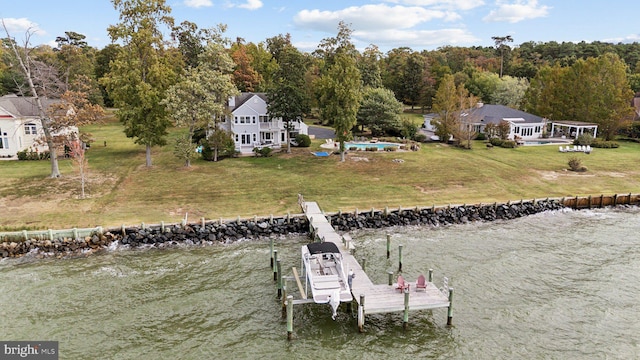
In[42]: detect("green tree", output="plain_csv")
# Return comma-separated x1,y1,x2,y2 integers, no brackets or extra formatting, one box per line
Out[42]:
206,128,235,161
267,44,309,154
432,74,458,142
356,87,403,136
491,76,529,108
163,35,239,166
317,52,362,161
102,0,177,167
358,45,382,88
401,52,426,109
492,35,513,77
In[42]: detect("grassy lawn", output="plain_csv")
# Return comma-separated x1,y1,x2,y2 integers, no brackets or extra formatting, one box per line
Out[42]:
1,115,639,230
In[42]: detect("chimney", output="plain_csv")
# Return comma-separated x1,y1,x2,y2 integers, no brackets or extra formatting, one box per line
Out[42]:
228,96,235,108
477,102,484,108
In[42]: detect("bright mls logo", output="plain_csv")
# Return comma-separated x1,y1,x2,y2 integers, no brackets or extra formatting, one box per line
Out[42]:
1,341,58,359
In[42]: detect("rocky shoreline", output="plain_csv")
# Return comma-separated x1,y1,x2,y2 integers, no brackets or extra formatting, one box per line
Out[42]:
1,199,567,259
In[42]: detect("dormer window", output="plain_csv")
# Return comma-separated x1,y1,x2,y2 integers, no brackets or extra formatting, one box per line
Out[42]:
24,123,37,135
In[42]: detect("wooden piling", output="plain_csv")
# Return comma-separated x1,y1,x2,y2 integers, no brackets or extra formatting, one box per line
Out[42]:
286,295,294,341
281,276,287,317
398,244,403,272
386,234,391,259
447,288,454,326
388,271,393,285
276,259,282,298
270,238,274,268
428,268,433,282
358,294,365,333
361,258,366,272
403,286,410,330
273,250,278,281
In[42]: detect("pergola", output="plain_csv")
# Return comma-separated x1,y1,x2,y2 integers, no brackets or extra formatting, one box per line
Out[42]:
550,121,598,139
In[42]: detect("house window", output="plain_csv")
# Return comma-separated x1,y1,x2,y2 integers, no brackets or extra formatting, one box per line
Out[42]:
253,134,257,142
240,134,251,145
259,115,269,122
234,117,239,124
252,116,256,124
0,130,7,149
235,134,239,142
25,123,37,135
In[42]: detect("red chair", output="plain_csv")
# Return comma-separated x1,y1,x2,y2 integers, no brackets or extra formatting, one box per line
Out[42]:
396,275,409,292
416,274,427,292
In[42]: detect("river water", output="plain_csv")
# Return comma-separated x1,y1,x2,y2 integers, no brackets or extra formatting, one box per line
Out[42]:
1,207,639,359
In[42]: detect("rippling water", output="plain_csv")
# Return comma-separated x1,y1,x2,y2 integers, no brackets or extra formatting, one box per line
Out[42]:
1,208,639,359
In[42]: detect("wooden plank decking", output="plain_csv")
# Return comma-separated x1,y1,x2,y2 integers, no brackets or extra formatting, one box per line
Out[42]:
301,200,450,316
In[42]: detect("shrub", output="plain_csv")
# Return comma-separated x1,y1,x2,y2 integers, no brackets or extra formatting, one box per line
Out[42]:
489,138,504,147
413,133,427,142
592,139,619,148
294,134,311,147
568,156,587,172
348,146,358,151
575,133,594,146
500,140,517,148
384,146,397,152
365,146,378,152
259,147,273,157
475,132,487,141
17,149,48,160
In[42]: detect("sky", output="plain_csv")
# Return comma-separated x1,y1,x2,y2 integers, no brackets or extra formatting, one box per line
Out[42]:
1,0,639,54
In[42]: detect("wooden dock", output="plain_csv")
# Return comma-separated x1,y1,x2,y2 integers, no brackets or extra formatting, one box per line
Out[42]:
295,197,453,332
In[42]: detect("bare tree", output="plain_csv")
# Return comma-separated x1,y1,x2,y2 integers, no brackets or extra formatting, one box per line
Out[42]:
2,20,63,177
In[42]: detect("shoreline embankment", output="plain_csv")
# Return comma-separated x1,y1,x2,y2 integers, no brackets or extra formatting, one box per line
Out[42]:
1,194,638,259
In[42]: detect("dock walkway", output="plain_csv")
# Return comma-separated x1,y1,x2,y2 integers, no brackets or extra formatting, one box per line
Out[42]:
300,199,451,323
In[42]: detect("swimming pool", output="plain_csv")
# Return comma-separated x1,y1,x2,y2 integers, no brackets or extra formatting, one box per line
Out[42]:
345,142,401,150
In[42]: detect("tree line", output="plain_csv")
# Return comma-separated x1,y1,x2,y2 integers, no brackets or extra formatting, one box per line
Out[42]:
2,0,639,174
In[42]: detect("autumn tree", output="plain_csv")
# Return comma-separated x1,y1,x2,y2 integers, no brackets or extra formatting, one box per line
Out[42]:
230,39,261,92
102,0,177,167
524,53,634,140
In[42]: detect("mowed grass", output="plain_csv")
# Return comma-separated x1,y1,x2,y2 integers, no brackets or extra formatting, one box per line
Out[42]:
1,114,639,230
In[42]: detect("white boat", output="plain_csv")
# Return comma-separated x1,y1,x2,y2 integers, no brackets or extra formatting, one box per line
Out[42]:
301,242,353,319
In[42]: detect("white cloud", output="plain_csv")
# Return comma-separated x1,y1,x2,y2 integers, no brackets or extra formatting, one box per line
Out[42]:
294,4,460,33
223,0,263,10
354,28,480,48
604,34,640,44
0,18,45,36
483,0,550,23
384,0,485,11
184,0,213,8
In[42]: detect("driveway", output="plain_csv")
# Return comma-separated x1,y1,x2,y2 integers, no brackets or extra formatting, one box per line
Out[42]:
308,126,335,139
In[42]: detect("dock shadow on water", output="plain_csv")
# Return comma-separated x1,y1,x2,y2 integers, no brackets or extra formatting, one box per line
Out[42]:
1,207,640,359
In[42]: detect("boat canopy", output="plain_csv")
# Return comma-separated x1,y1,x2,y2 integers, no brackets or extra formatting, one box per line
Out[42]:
306,242,340,255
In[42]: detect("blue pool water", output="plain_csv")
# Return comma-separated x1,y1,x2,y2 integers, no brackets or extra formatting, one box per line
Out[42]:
345,142,401,150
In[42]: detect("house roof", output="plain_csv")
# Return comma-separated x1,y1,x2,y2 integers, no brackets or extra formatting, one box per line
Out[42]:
462,104,544,125
230,92,268,112
0,95,58,118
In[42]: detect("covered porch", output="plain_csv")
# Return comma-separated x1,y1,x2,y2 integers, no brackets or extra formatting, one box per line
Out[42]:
550,121,598,139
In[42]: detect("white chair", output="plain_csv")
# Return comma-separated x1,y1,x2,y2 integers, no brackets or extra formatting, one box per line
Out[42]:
559,146,565,152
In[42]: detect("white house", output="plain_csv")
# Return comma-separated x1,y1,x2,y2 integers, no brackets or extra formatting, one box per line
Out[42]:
217,93,308,155
0,95,78,159
425,103,548,141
